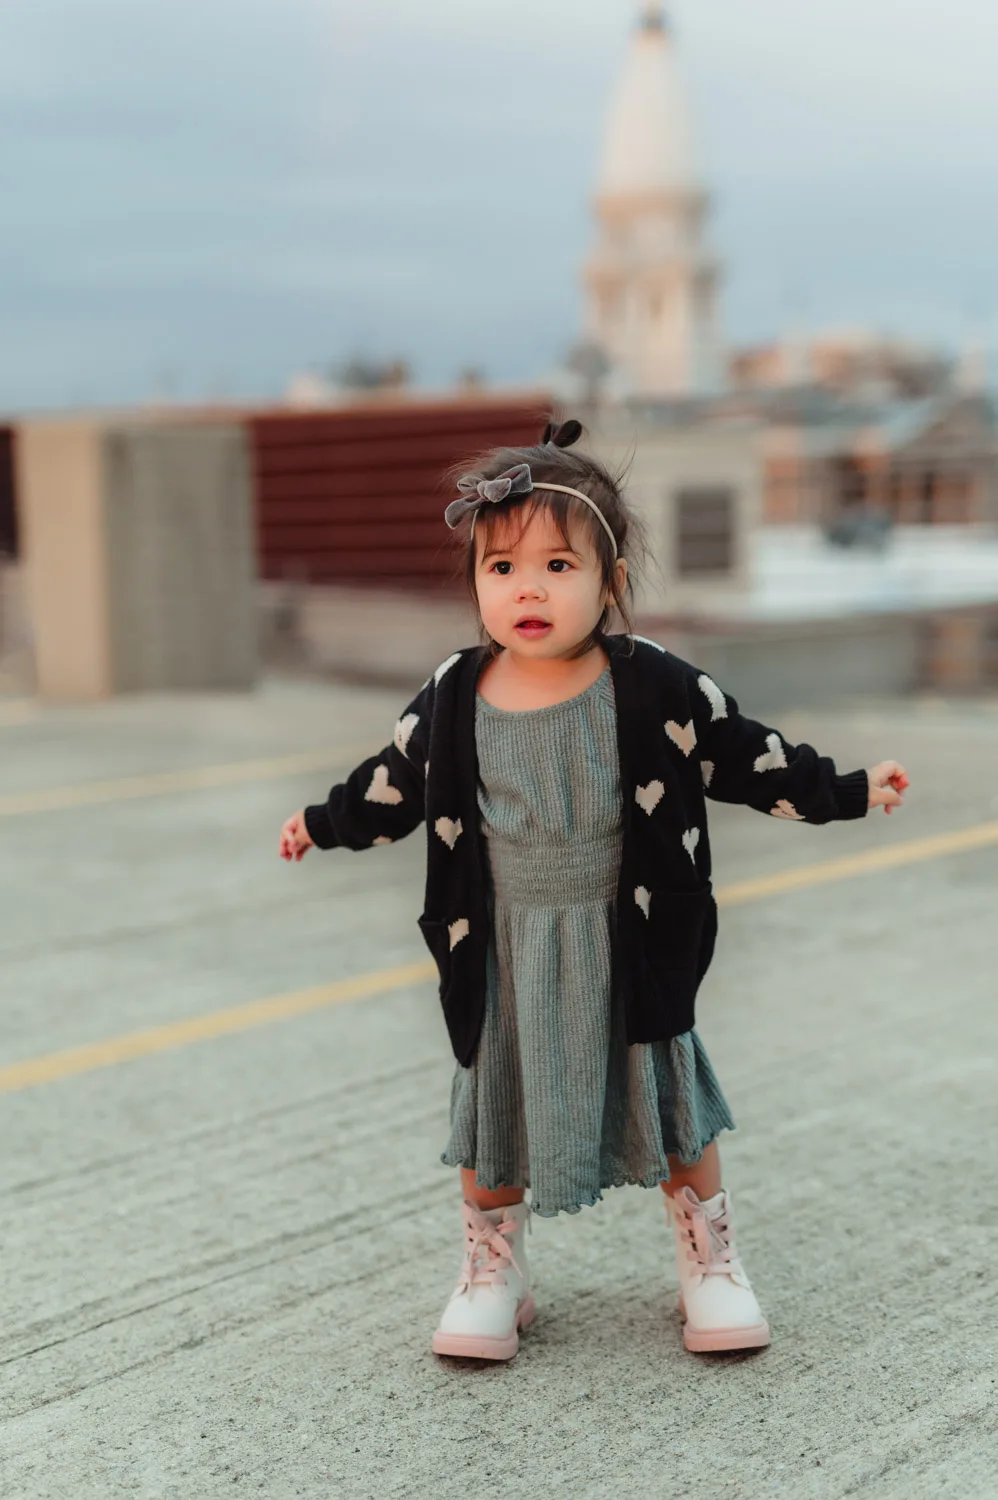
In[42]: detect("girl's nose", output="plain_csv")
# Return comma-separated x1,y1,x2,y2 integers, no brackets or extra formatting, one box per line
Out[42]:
514,575,547,600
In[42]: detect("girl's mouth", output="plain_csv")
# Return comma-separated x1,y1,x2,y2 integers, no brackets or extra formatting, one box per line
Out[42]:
514,618,553,640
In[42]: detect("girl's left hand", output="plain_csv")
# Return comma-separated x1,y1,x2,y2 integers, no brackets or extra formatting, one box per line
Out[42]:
867,761,909,815
280,809,315,861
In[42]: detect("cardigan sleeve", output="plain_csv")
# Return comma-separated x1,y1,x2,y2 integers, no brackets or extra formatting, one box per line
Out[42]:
685,666,869,825
302,682,432,851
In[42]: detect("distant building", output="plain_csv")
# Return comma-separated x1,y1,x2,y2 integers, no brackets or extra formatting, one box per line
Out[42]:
571,1,997,552
730,331,953,402
581,1,721,398
285,357,411,410
754,388,996,530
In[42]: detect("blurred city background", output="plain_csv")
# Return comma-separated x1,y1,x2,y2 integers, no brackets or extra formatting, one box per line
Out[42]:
3,0,998,699
3,5,998,1496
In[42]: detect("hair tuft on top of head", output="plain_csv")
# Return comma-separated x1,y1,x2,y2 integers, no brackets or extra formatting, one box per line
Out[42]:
541,418,583,450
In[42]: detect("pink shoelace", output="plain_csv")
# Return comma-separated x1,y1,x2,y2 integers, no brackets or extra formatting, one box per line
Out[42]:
456,1204,523,1295
671,1189,749,1289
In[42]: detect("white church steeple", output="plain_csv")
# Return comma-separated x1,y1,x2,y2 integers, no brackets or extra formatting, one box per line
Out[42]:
583,5,721,398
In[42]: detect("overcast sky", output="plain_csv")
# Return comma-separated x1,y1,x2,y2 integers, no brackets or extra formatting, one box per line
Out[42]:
3,0,997,411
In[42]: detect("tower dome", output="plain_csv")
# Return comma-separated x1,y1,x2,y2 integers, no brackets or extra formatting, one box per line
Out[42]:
597,4,697,199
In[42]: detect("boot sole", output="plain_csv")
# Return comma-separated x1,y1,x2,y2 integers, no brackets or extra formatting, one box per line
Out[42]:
678,1294,770,1352
683,1321,770,1352
431,1295,536,1361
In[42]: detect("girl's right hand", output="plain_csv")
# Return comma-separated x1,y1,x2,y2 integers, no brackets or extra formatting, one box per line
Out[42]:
866,761,909,815
280,809,315,862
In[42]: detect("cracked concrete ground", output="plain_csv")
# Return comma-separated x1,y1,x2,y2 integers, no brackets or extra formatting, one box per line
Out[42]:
1,677,997,1499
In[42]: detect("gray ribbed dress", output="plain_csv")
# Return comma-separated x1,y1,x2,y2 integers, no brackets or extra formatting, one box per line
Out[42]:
441,666,735,1217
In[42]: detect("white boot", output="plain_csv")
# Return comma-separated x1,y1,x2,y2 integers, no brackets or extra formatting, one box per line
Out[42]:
665,1186,770,1352
431,1199,534,1361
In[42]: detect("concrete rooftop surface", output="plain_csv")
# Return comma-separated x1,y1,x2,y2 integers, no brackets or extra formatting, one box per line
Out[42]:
1,675,997,1500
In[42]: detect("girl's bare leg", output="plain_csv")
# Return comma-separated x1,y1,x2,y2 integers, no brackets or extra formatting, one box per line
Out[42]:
660,1141,722,1202
461,1168,525,1211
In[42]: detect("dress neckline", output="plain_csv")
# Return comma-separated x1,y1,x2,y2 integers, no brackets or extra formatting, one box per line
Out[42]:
476,664,611,718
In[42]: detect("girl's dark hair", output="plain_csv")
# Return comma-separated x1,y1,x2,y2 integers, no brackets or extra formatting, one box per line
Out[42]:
448,418,646,659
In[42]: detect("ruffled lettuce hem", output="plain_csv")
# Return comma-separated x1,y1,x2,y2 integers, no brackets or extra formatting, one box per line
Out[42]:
439,1123,734,1218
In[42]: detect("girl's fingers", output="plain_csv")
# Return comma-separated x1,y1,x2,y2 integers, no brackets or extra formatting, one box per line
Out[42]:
281,810,312,859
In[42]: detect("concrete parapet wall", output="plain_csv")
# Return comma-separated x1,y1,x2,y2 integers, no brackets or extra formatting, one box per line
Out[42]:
263,581,998,708
0,558,33,693
103,424,256,692
16,420,111,698
259,581,478,687
16,417,256,699
653,612,925,710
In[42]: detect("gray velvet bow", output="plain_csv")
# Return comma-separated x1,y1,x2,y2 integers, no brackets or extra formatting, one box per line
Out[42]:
444,462,533,530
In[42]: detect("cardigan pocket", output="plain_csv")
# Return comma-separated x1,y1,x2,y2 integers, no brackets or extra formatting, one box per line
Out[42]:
418,916,452,996
418,913,478,1061
639,885,717,1032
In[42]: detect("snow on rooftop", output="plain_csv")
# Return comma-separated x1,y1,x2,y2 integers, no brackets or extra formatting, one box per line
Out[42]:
715,526,998,623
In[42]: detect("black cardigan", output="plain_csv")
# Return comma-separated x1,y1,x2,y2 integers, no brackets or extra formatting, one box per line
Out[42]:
305,635,869,1066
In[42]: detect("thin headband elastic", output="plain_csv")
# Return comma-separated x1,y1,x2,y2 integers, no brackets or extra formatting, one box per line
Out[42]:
444,462,618,559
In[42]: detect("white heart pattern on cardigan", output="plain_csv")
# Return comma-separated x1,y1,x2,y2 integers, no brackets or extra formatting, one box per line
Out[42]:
435,816,463,849
634,886,651,919
701,760,715,788
665,719,697,757
635,780,665,816
682,827,700,864
448,917,470,950
698,674,728,722
754,732,788,774
393,713,419,756
434,652,462,686
771,799,805,820
365,764,404,805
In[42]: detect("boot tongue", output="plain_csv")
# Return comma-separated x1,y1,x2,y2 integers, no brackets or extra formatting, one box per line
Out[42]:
698,1190,728,1221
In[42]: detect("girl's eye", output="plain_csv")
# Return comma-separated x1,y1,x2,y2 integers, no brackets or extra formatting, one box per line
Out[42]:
492,560,513,575
548,559,572,573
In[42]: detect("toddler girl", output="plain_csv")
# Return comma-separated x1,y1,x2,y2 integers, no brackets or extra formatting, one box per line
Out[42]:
279,419,908,1362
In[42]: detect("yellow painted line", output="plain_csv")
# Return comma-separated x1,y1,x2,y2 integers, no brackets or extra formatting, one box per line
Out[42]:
716,818,998,906
3,816,997,1097
0,743,379,818
0,960,437,1094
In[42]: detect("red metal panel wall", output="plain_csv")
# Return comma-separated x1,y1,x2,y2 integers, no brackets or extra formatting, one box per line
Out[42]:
0,427,17,558
249,397,551,589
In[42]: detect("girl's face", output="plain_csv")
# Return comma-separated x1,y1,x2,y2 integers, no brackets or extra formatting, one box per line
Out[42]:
474,504,625,659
